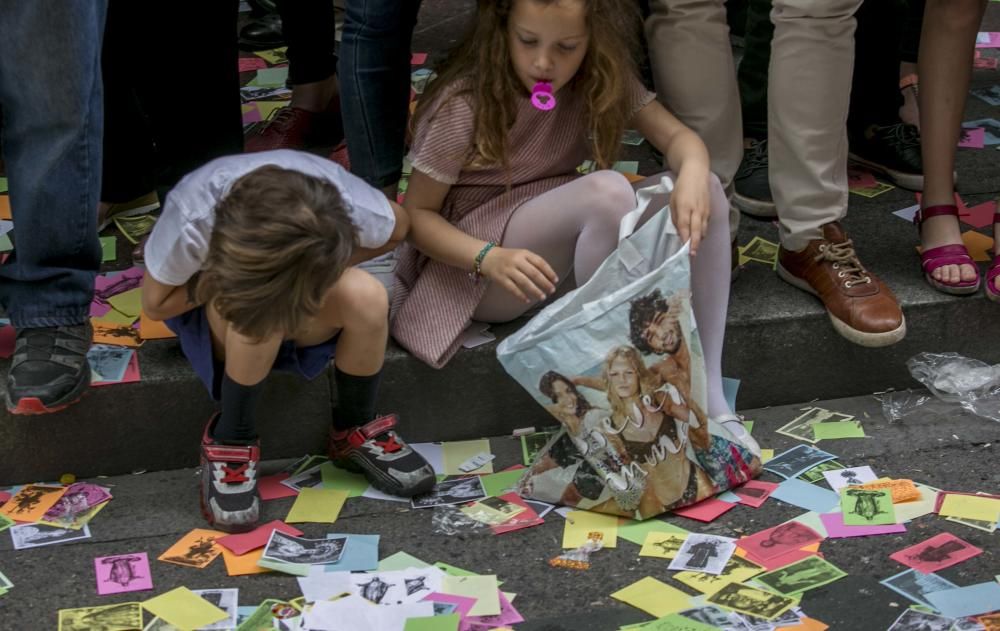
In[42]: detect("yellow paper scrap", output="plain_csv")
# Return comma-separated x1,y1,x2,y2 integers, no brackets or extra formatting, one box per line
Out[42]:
440,575,501,617
562,510,618,548
286,487,348,523
939,494,1000,523
610,577,692,618
638,532,687,559
761,449,774,463
142,587,228,630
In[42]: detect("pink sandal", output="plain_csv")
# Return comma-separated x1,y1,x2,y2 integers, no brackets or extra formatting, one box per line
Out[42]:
987,212,1000,303
914,204,981,295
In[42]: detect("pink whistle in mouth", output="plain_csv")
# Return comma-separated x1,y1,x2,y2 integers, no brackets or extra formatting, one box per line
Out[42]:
531,82,556,111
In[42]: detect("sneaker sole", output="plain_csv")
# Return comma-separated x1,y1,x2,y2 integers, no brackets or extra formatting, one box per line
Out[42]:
848,153,925,191
776,262,907,347
338,453,436,498
198,492,258,534
6,369,91,415
734,193,777,219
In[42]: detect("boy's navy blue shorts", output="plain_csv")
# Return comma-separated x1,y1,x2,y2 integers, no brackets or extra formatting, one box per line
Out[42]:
166,306,337,401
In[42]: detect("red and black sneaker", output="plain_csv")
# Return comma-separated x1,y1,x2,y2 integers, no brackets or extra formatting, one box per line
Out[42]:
200,414,261,533
329,414,436,497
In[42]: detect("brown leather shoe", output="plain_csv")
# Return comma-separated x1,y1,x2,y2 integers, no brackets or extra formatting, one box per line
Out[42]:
777,222,905,347
244,105,344,153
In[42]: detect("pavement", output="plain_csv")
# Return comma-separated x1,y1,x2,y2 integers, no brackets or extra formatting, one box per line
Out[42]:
1,393,997,630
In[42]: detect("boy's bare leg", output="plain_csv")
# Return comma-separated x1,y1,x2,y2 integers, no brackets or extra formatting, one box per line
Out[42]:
321,268,435,496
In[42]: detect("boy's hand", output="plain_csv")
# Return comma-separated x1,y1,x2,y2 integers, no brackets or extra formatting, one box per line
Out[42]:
669,166,712,256
480,247,558,303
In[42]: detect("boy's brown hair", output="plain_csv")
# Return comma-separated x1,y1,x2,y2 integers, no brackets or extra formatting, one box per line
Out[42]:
194,165,357,339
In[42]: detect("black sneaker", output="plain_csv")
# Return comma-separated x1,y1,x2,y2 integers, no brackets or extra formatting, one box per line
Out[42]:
734,139,777,219
329,414,436,497
200,414,261,533
849,123,924,191
5,323,92,415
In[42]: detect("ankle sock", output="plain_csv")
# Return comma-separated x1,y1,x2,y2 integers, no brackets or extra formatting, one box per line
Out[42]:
333,367,381,430
213,374,264,445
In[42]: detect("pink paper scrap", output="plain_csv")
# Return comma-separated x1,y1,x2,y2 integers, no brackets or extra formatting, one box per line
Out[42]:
732,480,779,509
848,168,878,189
743,546,821,571
217,520,303,556
672,497,735,522
423,592,477,619
259,473,299,500
239,56,268,72
819,512,906,538
737,521,824,561
461,590,524,630
959,127,985,149
889,532,983,574
0,491,11,506
94,552,153,595
960,200,998,229
411,52,428,65
976,32,1000,48
242,103,262,126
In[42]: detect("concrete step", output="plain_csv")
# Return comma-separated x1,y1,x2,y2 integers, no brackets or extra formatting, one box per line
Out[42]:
3,9,1000,485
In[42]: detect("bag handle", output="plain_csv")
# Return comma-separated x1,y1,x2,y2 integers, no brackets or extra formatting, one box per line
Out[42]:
618,174,675,242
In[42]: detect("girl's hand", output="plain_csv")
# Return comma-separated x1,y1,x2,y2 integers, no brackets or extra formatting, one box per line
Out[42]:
480,246,558,303
669,166,712,256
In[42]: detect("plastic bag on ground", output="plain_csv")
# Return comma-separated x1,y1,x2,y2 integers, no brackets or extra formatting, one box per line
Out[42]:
880,352,1000,423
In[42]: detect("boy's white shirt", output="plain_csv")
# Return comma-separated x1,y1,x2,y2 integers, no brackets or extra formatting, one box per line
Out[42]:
144,149,395,286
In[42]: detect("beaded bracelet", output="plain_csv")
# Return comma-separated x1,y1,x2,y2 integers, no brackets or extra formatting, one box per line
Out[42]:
472,241,497,281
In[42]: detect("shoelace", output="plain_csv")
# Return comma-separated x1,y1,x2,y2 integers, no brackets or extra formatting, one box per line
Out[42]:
737,139,768,175
255,106,297,136
816,240,871,288
873,123,920,152
220,463,250,484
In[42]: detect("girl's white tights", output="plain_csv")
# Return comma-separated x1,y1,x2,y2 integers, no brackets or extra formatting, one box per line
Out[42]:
473,169,733,419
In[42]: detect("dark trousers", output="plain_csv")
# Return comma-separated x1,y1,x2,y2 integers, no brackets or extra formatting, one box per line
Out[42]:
0,1,106,327
101,0,243,203
339,0,424,189
276,0,339,86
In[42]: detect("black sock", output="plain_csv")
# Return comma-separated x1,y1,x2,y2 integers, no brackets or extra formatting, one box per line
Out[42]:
333,367,381,431
212,374,264,445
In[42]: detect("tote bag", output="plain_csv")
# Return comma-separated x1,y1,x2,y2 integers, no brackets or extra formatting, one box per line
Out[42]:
497,176,762,519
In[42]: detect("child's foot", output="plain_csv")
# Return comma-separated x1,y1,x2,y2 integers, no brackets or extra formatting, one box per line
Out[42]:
329,414,436,497
200,413,261,533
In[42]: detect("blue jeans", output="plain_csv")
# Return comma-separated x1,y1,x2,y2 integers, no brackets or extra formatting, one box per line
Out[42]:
0,1,107,328
339,0,424,189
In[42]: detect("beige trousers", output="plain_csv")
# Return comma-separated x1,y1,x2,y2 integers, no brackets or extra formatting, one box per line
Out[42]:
645,0,743,241
769,0,863,251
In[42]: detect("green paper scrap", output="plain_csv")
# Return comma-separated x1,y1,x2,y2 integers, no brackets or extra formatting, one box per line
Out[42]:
622,614,716,630
249,66,289,87
378,551,431,571
612,160,640,175
142,587,228,630
799,460,845,484
440,575,501,617
0,514,14,533
0,233,11,253
320,461,369,497
441,439,494,475
256,557,310,576
236,599,295,630
480,469,525,498
754,556,847,595
841,487,895,525
0,177,7,193
100,236,116,262
93,308,137,326
617,518,688,546
743,421,754,435
292,455,329,476
812,421,866,440
404,614,460,631
434,561,479,577
107,287,143,320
